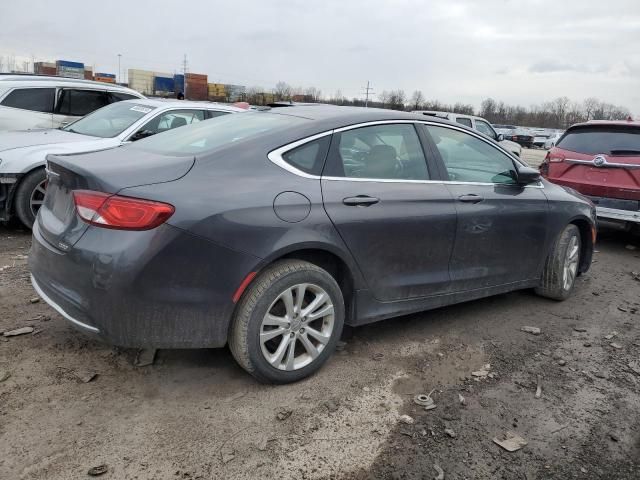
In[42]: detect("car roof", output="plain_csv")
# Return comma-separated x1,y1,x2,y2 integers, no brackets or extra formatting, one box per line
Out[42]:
119,98,245,112
0,75,142,95
410,110,484,121
568,120,640,128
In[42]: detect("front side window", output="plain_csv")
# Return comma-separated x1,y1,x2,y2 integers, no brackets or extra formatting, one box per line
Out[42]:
62,102,156,138
57,89,108,116
426,125,517,184
1,88,55,113
326,124,429,180
456,117,472,128
475,119,497,140
108,92,140,103
137,109,205,136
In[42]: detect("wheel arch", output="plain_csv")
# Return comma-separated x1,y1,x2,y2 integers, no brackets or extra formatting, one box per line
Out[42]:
568,215,595,274
7,164,46,216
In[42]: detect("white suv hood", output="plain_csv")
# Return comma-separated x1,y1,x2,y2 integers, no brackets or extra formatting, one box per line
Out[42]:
0,129,120,174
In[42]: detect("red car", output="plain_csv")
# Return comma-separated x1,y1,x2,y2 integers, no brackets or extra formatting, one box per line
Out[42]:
540,120,640,231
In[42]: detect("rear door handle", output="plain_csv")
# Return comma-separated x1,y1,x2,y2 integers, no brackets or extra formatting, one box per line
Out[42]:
342,195,380,206
457,194,484,204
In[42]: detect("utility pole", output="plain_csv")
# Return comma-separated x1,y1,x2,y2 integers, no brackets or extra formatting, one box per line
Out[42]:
362,80,374,107
182,54,188,98
117,53,122,84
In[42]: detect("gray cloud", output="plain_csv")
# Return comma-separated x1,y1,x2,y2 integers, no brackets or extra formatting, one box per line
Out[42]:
1,0,639,113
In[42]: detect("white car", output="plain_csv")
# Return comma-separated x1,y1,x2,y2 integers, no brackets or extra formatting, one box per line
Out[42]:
0,75,144,131
544,132,563,149
0,99,244,228
411,111,523,158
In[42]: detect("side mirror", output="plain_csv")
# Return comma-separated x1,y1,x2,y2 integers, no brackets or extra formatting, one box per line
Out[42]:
131,130,155,141
517,165,541,184
497,133,504,142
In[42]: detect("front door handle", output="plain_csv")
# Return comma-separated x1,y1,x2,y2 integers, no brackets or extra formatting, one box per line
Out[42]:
457,194,484,204
343,195,380,206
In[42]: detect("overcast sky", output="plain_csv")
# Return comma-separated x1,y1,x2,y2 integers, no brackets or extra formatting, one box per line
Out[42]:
2,0,639,113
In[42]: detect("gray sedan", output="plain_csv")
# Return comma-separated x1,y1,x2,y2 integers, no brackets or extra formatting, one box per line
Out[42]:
29,106,596,383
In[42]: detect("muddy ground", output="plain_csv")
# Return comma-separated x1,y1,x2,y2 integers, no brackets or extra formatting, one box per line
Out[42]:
1,213,639,479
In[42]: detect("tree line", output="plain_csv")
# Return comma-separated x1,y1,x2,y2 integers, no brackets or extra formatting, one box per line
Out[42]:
245,82,632,129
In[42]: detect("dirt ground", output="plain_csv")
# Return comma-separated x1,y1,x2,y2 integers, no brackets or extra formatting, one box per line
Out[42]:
1,220,639,480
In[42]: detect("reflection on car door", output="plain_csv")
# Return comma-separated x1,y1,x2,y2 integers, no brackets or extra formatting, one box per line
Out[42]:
53,88,109,127
423,124,549,291
321,123,457,301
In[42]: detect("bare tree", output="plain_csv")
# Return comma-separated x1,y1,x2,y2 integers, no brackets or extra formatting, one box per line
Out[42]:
274,81,292,101
410,90,425,110
387,90,406,111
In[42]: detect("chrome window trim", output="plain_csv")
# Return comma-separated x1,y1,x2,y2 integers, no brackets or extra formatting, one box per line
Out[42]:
565,158,640,169
267,119,533,185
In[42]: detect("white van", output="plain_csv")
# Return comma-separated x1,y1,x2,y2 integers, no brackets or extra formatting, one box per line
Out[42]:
0,75,144,131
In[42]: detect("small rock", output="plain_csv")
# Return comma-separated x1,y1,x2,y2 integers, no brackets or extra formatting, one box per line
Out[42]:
222,452,236,464
458,393,466,406
625,244,637,251
471,364,491,379
610,342,623,350
583,342,592,347
88,465,108,476
335,341,347,351
324,398,340,413
75,371,98,383
372,352,384,361
3,326,34,337
629,361,640,375
444,428,456,438
363,386,371,392
276,408,293,420
593,371,606,379
604,332,618,340
134,348,156,367
573,327,588,333
521,326,541,335
433,464,445,480
0,370,10,383
29,297,40,304
399,414,414,425
631,271,640,281
617,306,628,313
493,431,527,452
610,433,619,442
581,467,588,473
558,359,567,366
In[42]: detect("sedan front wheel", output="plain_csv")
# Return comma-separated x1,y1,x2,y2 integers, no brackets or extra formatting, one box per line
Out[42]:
229,260,345,383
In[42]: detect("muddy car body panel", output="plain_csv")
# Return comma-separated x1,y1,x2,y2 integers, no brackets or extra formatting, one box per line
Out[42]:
29,106,596,352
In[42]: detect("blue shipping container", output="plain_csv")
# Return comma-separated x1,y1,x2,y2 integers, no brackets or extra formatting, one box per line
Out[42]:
57,60,84,69
174,74,185,92
95,73,116,78
154,76,175,92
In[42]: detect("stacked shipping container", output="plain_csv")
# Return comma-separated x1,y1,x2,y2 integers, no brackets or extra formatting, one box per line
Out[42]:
174,74,185,95
185,73,208,101
95,73,116,84
34,62,57,76
128,69,172,96
56,60,85,79
154,76,175,96
208,83,226,101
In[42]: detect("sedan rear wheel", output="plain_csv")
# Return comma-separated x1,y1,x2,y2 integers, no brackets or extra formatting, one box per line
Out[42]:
535,224,581,300
229,260,344,383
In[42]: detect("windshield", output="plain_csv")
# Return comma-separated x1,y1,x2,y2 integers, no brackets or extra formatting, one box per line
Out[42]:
557,125,640,156
63,102,156,138
131,111,307,155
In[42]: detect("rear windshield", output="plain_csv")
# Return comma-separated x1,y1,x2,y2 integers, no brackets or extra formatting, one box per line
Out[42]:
557,125,640,156
131,112,306,155
63,102,156,138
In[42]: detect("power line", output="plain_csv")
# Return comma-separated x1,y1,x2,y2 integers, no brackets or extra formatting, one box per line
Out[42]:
362,80,374,107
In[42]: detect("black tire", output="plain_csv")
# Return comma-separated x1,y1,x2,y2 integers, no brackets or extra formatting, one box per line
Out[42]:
14,168,47,229
229,259,345,384
535,224,581,301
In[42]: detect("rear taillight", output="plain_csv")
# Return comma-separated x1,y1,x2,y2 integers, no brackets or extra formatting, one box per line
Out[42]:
547,151,565,163
72,190,174,230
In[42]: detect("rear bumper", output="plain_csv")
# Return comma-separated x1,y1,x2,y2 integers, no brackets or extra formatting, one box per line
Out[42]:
596,206,640,224
29,221,261,348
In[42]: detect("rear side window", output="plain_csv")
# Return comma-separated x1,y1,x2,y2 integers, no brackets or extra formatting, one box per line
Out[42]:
282,136,331,175
456,117,472,128
557,126,640,156
57,89,108,116
1,88,55,113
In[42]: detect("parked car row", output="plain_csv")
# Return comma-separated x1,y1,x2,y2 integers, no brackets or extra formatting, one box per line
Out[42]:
0,76,244,228
24,102,596,383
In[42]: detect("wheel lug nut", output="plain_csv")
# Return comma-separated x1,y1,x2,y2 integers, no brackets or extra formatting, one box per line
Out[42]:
300,328,305,333
290,332,295,337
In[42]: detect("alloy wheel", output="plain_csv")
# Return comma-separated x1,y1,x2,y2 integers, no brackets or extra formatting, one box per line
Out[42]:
563,235,579,290
29,179,47,218
260,283,335,371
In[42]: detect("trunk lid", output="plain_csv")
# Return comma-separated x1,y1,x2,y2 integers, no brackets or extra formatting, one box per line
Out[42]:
37,148,194,250
547,124,640,201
